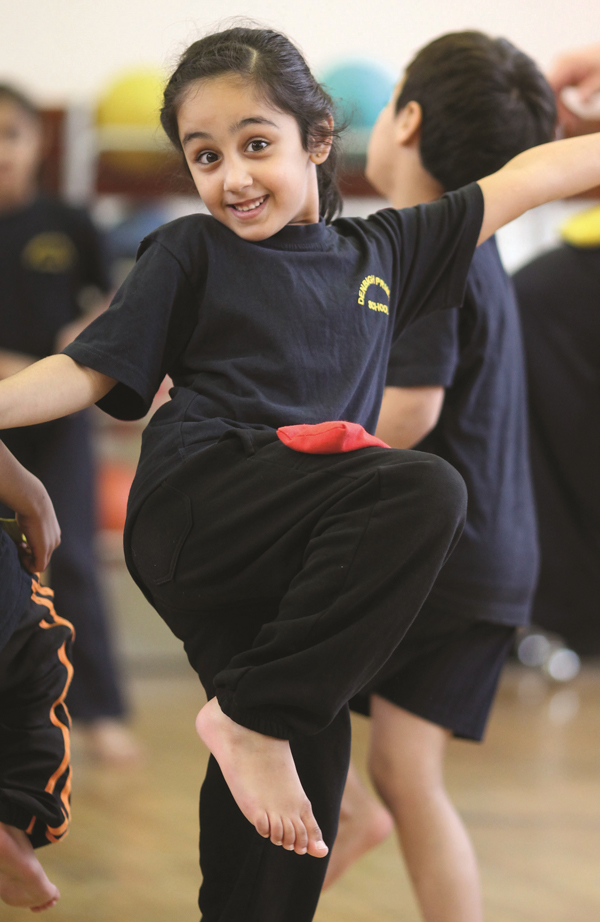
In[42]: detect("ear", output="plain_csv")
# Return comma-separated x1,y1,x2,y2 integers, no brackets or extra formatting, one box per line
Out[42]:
394,100,422,147
309,115,334,164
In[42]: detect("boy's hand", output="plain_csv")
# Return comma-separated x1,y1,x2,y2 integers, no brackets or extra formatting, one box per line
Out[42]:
15,486,61,574
549,43,600,135
0,439,61,573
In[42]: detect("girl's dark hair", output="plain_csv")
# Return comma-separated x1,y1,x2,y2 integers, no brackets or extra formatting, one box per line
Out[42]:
161,27,343,222
0,84,40,122
396,31,557,191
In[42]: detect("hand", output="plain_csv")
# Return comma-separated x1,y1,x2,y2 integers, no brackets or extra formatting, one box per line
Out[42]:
15,487,61,574
549,43,600,135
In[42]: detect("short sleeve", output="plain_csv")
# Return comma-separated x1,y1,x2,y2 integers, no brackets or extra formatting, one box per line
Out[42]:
62,240,199,420
386,309,459,388
373,182,483,334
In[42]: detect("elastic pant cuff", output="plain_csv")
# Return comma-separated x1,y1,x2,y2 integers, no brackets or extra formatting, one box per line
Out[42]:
216,690,293,740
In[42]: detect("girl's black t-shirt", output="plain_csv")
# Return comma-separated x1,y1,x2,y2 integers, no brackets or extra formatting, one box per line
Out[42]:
0,196,109,359
386,238,538,625
63,183,484,536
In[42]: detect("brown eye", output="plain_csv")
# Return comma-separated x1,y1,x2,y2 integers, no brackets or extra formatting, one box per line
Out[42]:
246,139,268,153
197,150,219,165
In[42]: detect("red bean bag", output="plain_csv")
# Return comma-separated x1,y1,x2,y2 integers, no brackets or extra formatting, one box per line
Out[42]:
277,420,389,454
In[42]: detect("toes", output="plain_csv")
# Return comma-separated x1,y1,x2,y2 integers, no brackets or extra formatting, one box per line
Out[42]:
281,817,296,851
293,818,308,855
269,816,284,847
255,811,270,839
305,817,328,858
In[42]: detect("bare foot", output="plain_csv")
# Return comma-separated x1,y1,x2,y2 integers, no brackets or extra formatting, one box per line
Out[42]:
323,763,393,889
80,719,142,767
0,823,60,911
196,696,328,858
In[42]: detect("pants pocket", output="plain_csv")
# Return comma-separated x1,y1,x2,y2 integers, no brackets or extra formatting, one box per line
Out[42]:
131,483,193,586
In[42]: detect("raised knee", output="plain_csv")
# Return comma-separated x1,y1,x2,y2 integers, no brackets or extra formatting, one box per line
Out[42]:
383,452,467,525
422,453,465,504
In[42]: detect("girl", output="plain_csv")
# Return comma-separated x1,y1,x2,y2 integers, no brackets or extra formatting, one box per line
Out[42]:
0,84,137,764
2,26,600,922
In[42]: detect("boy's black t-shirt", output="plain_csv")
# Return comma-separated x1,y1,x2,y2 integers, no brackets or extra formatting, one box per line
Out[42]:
387,237,538,625
63,183,483,548
0,528,30,654
0,196,109,359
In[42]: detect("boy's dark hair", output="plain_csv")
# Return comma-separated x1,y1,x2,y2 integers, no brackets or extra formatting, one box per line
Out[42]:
0,84,40,122
396,31,557,191
161,27,343,222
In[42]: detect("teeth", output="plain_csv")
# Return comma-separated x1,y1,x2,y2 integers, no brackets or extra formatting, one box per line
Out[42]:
233,196,265,212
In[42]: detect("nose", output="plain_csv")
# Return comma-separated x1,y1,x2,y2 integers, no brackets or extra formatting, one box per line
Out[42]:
222,156,253,194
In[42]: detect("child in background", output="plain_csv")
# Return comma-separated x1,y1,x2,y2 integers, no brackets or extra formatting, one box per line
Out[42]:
1,26,600,922
0,440,72,913
0,85,137,763
513,42,600,655
322,33,555,922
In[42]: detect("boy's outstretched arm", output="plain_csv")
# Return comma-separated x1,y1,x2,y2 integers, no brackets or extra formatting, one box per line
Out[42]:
0,441,60,573
477,132,600,244
0,354,116,431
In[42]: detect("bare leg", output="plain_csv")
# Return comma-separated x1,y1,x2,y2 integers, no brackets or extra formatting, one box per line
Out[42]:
0,823,60,912
323,762,393,889
368,695,483,922
196,696,329,858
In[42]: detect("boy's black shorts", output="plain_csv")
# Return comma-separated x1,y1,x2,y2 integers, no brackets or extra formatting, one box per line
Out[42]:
0,578,74,848
350,599,515,741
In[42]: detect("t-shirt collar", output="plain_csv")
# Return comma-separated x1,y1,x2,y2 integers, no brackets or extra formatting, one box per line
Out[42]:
252,218,331,251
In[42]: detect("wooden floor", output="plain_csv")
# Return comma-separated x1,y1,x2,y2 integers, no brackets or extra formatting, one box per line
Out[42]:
6,664,600,922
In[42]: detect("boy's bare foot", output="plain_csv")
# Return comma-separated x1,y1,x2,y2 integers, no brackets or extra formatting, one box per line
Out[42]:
0,823,60,911
79,719,142,767
196,696,328,858
323,763,394,889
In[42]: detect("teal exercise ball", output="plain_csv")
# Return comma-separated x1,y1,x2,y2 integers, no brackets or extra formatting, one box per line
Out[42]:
321,60,396,130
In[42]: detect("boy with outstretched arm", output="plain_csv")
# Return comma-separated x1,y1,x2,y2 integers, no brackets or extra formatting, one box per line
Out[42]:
0,440,73,912
324,31,556,922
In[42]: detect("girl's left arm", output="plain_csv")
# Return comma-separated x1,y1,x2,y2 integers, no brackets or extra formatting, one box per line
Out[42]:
0,354,116,430
477,131,600,244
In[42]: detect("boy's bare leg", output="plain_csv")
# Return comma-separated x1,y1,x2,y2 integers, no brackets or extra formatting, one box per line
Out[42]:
0,823,60,912
368,695,483,922
323,762,393,889
196,696,329,858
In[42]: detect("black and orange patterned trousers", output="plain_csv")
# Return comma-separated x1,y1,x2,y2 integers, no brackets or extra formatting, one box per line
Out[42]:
0,578,74,849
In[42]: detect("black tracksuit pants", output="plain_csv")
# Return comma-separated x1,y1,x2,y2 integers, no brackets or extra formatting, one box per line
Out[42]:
0,579,74,849
129,430,467,922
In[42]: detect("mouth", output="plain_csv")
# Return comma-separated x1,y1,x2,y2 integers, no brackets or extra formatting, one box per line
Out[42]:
226,195,268,219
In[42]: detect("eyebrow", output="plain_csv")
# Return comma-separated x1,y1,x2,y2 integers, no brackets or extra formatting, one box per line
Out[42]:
181,116,279,147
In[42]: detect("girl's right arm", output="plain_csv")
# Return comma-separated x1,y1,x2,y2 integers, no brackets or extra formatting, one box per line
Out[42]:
0,354,116,430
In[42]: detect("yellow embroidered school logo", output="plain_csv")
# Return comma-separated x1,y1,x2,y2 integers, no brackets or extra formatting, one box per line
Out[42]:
357,275,390,316
21,233,77,274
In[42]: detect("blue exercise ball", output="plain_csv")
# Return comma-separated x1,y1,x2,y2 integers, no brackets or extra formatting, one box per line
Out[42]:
321,60,396,130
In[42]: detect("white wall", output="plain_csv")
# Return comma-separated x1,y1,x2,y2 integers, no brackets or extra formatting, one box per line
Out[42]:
2,0,600,104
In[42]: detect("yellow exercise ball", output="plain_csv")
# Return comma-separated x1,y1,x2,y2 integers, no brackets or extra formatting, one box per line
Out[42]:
96,68,164,129
96,69,169,177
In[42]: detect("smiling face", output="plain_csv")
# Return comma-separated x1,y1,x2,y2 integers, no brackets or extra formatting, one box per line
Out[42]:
0,99,43,211
177,75,324,241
